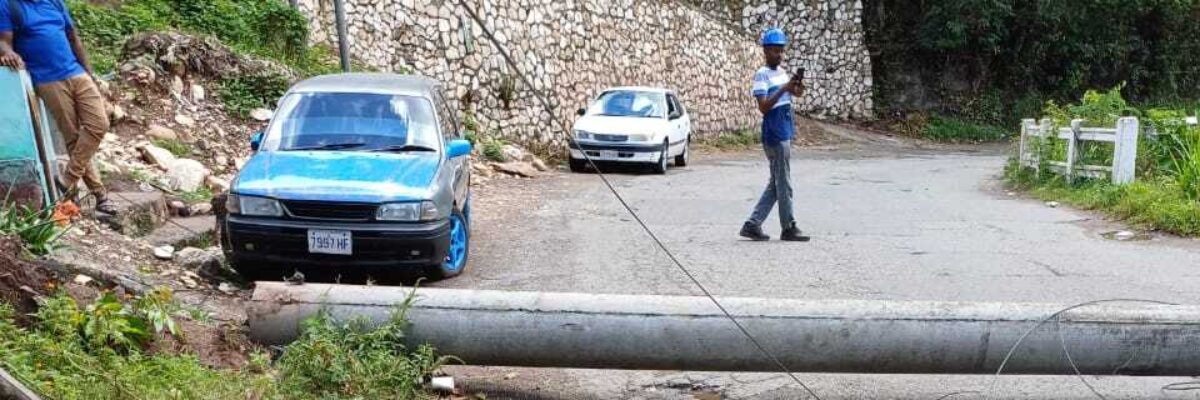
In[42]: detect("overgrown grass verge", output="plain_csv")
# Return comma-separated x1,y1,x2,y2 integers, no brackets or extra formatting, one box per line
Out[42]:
1005,86,1200,236
697,130,761,150
0,289,451,399
0,204,66,256
920,115,1010,143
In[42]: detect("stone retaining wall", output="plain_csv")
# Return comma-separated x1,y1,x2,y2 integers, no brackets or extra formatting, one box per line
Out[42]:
296,0,871,149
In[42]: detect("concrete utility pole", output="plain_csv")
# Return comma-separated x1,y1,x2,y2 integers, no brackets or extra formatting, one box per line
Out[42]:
333,0,350,72
249,283,1200,375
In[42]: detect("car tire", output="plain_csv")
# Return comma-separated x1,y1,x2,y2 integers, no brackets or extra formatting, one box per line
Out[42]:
569,157,588,173
674,138,689,167
651,140,668,174
427,207,470,280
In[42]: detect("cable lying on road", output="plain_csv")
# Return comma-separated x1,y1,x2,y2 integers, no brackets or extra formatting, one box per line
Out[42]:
451,1,823,399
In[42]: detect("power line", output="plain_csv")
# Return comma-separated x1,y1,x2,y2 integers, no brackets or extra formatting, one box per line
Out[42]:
451,1,823,399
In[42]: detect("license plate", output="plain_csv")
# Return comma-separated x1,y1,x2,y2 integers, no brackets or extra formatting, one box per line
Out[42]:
308,229,352,255
600,150,619,158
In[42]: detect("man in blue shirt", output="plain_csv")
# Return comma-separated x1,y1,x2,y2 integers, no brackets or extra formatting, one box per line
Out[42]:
740,28,809,242
1,0,115,214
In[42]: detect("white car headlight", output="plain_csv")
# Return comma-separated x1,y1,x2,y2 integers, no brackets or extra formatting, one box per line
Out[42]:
228,194,283,217
574,130,592,140
377,201,439,221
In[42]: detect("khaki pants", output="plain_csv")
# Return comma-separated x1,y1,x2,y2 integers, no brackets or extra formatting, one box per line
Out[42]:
35,74,109,198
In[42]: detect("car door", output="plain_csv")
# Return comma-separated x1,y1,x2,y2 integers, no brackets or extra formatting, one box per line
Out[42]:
666,93,687,152
434,91,468,206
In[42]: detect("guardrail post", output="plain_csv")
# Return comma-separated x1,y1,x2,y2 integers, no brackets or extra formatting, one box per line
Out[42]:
1019,119,1036,168
1065,119,1083,184
1112,117,1139,185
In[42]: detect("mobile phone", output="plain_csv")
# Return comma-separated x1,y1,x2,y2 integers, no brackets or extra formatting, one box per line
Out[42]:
794,68,806,82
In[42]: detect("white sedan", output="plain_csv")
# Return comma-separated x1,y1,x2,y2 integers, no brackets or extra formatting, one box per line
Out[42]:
568,87,692,174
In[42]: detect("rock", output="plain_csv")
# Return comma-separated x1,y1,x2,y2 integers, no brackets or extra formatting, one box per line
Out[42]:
531,157,549,172
492,161,539,178
1046,201,1060,208
214,155,229,168
166,158,210,192
187,202,213,216
146,124,178,140
250,108,274,121
73,274,94,285
139,143,178,168
501,144,527,161
205,176,230,192
169,200,188,215
175,114,196,127
191,84,206,101
170,76,184,97
1114,230,1136,241
177,247,225,277
153,245,176,260
110,104,127,121
218,282,237,294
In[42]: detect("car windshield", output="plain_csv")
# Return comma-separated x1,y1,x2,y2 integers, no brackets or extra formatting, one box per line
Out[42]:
586,90,666,119
262,92,441,152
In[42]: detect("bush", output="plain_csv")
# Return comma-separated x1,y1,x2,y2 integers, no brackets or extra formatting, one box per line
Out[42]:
66,0,328,77
218,73,291,118
921,115,1009,142
0,205,66,256
152,138,190,157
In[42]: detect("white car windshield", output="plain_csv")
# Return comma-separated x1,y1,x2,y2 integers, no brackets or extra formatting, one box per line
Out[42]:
586,90,666,119
262,92,441,152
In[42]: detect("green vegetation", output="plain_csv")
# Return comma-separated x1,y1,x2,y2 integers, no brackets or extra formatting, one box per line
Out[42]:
0,204,66,256
151,138,191,158
1,289,450,399
67,0,340,117
866,0,1200,129
699,130,760,150
218,73,293,118
67,0,320,76
177,186,214,204
481,138,507,162
1006,87,1200,235
920,115,1009,143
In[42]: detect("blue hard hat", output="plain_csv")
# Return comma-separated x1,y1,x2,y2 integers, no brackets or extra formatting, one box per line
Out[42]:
761,28,787,46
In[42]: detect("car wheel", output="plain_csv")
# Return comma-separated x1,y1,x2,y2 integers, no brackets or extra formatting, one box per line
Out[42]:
674,138,690,167
569,157,588,173
428,207,470,279
652,140,668,174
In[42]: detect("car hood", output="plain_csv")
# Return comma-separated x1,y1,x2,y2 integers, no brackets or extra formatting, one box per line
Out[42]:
573,115,670,135
233,151,440,203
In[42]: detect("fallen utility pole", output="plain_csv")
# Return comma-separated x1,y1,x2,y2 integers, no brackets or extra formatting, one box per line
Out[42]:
249,283,1200,375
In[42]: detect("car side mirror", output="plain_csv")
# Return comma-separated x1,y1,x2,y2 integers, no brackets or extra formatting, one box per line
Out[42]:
447,139,472,159
250,131,264,151
576,108,586,116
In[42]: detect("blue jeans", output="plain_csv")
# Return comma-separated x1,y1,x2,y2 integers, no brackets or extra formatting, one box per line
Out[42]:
747,141,794,228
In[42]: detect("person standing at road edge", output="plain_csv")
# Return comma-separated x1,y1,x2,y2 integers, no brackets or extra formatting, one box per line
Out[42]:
739,27,809,242
1,0,116,214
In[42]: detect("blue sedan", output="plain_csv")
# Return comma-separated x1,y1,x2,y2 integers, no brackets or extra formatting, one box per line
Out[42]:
221,73,473,280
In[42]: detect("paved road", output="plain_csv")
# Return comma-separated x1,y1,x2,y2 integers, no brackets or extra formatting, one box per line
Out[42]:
434,142,1200,399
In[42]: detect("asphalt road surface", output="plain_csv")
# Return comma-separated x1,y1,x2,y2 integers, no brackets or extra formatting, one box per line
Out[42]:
433,139,1200,399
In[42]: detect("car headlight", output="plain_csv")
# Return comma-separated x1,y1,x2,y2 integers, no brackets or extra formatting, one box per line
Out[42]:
377,201,439,221
574,130,592,140
227,194,283,217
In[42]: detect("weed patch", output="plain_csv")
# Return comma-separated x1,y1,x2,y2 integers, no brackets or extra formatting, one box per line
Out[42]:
921,115,1010,143
699,130,761,150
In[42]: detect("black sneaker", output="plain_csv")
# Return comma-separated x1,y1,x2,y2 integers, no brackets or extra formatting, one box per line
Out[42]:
780,225,811,242
94,194,118,215
739,222,770,241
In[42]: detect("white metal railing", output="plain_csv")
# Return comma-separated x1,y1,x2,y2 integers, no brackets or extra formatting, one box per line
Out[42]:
1019,117,1140,184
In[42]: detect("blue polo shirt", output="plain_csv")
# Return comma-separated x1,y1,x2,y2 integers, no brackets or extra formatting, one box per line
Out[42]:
751,66,795,145
0,0,85,85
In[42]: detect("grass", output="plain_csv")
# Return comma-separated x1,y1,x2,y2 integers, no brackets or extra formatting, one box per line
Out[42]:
152,138,191,157
0,204,66,256
1006,159,1200,236
0,288,452,399
481,138,507,162
698,130,761,150
920,115,1010,143
177,186,214,204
